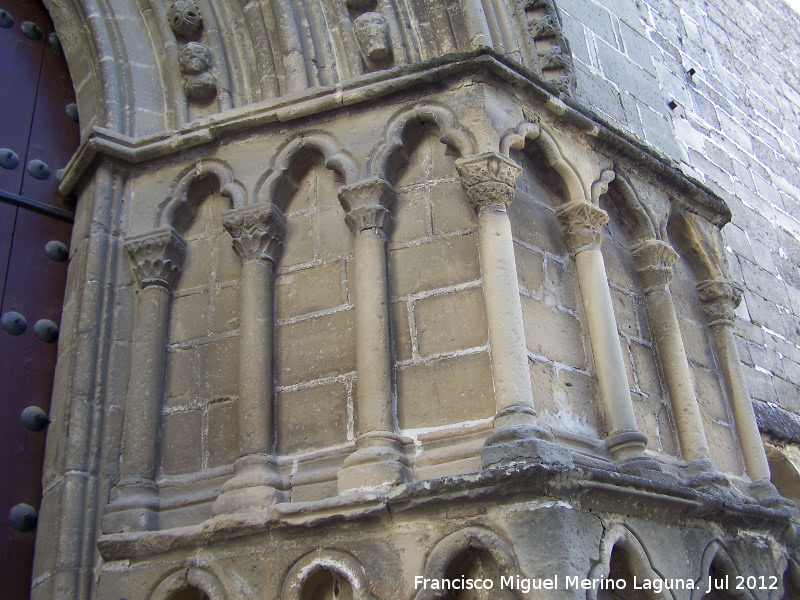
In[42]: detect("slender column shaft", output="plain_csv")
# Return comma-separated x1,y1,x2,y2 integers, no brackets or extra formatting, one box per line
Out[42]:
121,284,172,481
698,279,771,482
214,203,286,514
557,201,657,471
462,0,493,48
103,227,185,533
456,152,571,469
632,240,712,466
238,259,276,456
353,229,393,435
478,205,536,421
337,177,409,492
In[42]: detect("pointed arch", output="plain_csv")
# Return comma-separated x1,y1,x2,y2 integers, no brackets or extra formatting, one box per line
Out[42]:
690,541,755,600
150,567,227,600
281,549,377,600
414,527,522,600
159,159,247,228
255,132,360,207
367,103,476,178
500,119,587,205
587,523,674,600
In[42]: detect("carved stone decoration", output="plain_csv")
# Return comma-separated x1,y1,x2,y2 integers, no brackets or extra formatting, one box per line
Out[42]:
338,176,396,234
523,0,576,95
125,227,186,289
696,278,744,327
631,239,680,294
166,0,202,38
555,200,609,256
353,12,392,63
178,42,217,103
221,202,287,264
454,152,522,212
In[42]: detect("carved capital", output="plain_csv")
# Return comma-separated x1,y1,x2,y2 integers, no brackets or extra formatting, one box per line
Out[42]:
222,203,286,264
696,278,744,328
555,201,609,255
455,152,522,212
167,0,202,37
338,176,396,234
125,228,186,290
631,239,679,294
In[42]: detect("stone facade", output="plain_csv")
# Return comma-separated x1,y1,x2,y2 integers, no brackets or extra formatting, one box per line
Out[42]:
26,0,800,598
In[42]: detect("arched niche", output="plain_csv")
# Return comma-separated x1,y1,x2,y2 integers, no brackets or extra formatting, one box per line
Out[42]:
588,524,672,600
599,178,679,458
258,134,357,460
281,549,376,600
415,528,523,600
368,107,493,436
505,132,597,445
765,444,800,505
150,568,226,600
692,542,755,600
160,169,242,478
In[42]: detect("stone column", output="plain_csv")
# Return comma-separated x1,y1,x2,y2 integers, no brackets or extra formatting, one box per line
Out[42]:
631,240,722,480
555,201,660,473
213,203,287,514
336,177,410,493
103,227,185,533
697,279,787,504
455,152,572,469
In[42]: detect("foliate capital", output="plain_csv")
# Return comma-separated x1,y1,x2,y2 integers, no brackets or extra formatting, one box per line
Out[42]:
455,152,522,212
696,278,744,327
338,176,396,234
125,227,186,290
631,239,679,293
222,203,286,264
555,201,609,256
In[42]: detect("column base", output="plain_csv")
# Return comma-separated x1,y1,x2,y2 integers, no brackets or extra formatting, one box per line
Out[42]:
750,479,795,508
481,415,573,469
337,433,411,494
606,430,662,475
102,478,159,533
212,454,287,515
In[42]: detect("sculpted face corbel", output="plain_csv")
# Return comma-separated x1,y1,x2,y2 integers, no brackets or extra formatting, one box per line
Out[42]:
125,227,187,289
353,12,392,63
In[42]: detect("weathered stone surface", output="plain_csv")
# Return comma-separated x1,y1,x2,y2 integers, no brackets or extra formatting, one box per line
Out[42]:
276,262,345,319
397,352,494,428
389,234,480,297
198,335,239,401
276,310,356,386
277,383,349,454
391,301,412,362
521,295,586,368
207,401,239,467
161,410,203,474
415,288,487,356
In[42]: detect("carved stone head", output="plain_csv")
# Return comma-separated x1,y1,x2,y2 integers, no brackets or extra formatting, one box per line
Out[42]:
167,0,202,37
178,41,213,75
353,12,391,62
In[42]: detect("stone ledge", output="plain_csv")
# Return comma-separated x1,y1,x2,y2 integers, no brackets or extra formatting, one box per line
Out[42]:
755,400,800,444
97,463,798,561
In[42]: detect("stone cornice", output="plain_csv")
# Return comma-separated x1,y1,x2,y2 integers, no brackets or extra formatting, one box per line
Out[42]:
125,227,186,289
221,203,286,264
95,462,799,562
454,152,522,212
57,51,730,228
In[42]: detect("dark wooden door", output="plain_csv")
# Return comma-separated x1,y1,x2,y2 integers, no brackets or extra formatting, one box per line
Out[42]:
0,0,78,597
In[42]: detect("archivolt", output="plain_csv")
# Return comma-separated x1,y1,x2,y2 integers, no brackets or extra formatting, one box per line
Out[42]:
256,132,359,206
500,119,587,205
281,549,376,600
367,103,475,177
150,567,226,600
587,523,674,600
159,159,247,228
690,540,755,600
414,526,522,600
